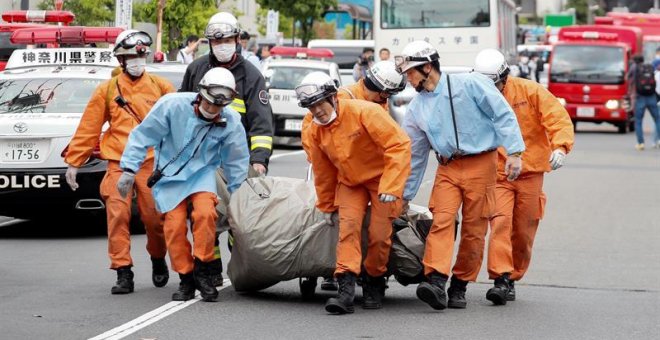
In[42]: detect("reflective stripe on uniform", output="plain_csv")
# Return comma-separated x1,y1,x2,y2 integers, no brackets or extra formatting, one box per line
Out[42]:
230,98,246,113
250,136,272,150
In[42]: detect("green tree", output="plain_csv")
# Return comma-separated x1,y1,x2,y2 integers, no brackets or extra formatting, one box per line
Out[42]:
38,0,114,26
255,0,337,46
134,0,217,59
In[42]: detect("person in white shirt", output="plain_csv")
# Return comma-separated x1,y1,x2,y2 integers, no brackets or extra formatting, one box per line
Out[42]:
177,35,201,65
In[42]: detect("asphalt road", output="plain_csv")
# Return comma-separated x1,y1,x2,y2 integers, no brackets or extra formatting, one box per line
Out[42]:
1,122,659,339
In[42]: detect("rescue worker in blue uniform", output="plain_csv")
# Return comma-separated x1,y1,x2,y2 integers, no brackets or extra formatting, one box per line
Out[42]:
119,68,249,302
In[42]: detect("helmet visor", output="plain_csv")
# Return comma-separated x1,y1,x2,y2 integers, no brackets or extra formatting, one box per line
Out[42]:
115,31,152,50
394,53,440,73
199,85,236,106
205,23,239,40
295,83,335,108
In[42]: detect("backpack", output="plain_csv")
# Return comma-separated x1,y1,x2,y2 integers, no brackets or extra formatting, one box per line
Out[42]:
635,63,656,96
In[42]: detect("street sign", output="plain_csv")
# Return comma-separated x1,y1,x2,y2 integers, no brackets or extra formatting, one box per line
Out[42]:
544,13,575,27
115,0,132,30
266,10,279,39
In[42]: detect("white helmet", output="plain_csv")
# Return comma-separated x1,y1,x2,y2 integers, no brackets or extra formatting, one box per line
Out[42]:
365,61,406,94
474,48,510,83
295,71,338,108
394,40,439,73
205,12,240,40
198,67,237,106
113,30,152,56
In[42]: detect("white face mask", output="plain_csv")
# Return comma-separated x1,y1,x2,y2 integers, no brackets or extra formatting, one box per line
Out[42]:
199,105,219,120
213,43,236,63
312,110,337,126
520,57,529,64
125,57,146,77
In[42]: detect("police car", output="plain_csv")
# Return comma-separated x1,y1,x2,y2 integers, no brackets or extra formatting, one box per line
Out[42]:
0,27,121,222
262,47,341,137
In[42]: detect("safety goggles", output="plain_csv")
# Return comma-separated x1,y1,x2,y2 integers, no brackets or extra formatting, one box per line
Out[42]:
114,31,152,51
199,85,237,106
204,23,239,40
295,83,336,108
366,70,406,95
393,52,440,73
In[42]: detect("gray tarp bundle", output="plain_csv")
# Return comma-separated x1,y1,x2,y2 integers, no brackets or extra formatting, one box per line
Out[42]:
227,176,432,292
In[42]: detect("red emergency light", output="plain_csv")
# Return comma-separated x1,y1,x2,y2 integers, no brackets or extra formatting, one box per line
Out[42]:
270,46,334,59
11,27,123,45
562,31,618,41
2,10,75,24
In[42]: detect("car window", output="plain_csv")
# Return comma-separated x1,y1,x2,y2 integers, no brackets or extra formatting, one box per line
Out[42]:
266,66,329,90
0,78,102,114
0,32,27,62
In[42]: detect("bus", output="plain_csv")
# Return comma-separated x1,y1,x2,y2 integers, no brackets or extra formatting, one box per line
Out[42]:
374,0,518,67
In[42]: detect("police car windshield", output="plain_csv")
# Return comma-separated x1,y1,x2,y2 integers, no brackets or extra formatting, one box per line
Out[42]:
0,32,27,61
266,67,330,90
550,45,625,84
0,78,102,114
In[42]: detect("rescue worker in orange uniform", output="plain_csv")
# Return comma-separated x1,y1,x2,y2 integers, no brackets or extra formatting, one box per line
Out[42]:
119,68,249,302
396,41,525,310
474,49,574,305
308,60,405,293
298,72,411,314
337,60,406,112
64,30,175,294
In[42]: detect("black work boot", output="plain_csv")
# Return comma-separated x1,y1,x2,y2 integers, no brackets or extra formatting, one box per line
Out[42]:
194,259,219,302
208,257,224,287
506,280,516,301
151,257,169,288
486,273,512,306
325,273,356,315
111,266,134,294
447,276,468,309
172,273,195,301
321,276,338,291
415,272,448,310
362,275,386,309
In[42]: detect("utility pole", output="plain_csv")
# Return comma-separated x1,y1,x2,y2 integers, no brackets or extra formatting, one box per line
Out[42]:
587,0,593,24
156,0,165,53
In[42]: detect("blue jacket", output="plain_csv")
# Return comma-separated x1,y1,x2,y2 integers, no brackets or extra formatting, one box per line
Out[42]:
402,72,525,201
120,92,249,213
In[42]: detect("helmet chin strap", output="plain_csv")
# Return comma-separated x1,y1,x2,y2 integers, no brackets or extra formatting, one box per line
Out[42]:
414,65,431,92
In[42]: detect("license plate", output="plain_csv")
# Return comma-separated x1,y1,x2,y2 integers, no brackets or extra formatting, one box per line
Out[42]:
284,119,303,131
1,139,49,162
576,107,595,118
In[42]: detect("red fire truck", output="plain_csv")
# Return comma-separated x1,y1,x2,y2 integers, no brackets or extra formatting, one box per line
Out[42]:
548,25,642,133
0,10,75,70
595,12,660,64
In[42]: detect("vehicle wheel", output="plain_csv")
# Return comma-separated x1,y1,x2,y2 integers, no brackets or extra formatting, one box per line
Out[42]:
571,120,578,132
628,119,635,132
617,121,629,134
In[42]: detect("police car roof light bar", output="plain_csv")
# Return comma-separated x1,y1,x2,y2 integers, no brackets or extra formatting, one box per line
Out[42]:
11,27,123,45
2,10,75,24
270,46,334,59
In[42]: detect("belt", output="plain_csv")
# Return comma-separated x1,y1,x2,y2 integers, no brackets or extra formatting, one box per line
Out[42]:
436,148,496,166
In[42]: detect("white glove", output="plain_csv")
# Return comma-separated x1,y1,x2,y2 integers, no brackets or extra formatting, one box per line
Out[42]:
379,193,397,203
549,149,566,170
117,171,136,199
505,154,523,181
65,165,79,191
323,211,339,227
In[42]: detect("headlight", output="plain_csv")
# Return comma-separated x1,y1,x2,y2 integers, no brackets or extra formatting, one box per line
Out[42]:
557,97,566,106
605,99,619,110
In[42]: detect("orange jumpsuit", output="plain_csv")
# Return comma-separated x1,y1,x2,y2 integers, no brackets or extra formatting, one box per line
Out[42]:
302,98,411,277
337,79,389,112
488,76,574,281
65,72,175,269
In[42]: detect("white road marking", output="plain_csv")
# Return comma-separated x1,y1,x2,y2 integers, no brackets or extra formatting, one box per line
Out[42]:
270,150,306,160
88,280,232,340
